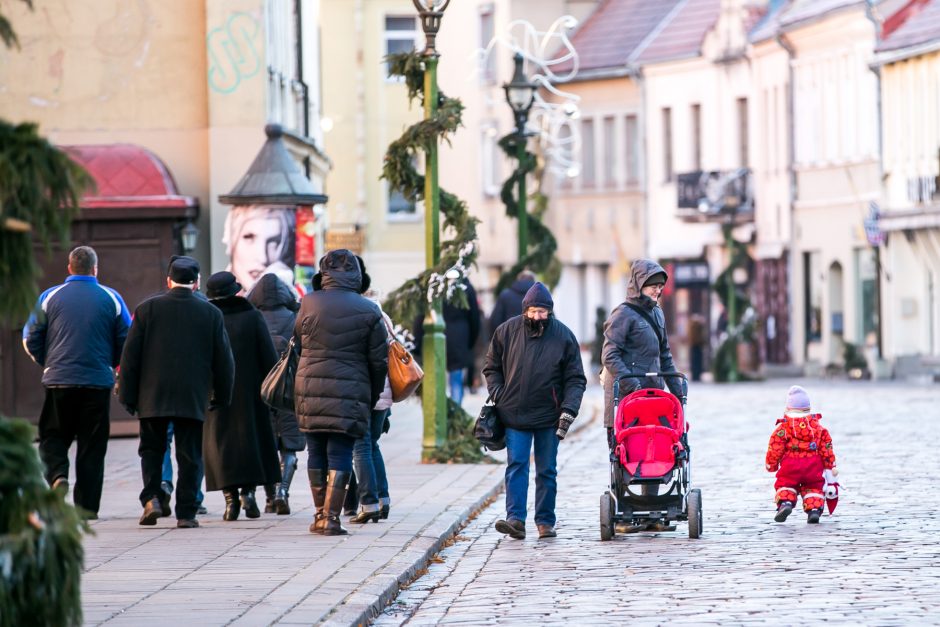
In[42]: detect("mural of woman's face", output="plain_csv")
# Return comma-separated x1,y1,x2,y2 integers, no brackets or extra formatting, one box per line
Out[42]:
231,215,283,288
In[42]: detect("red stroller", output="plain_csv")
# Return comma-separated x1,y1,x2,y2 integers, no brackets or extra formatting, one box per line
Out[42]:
600,372,702,540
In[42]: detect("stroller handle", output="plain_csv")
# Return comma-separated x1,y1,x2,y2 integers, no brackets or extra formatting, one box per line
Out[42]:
613,372,688,406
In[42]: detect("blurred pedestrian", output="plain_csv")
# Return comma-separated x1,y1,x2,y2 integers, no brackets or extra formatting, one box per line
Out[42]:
688,313,707,382
22,246,131,520
247,272,306,515
119,256,235,528
295,250,388,535
484,282,586,540
489,270,536,334
202,271,281,521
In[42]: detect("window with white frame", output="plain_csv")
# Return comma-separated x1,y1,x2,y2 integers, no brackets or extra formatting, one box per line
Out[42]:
384,16,419,80
479,5,496,84
581,118,596,188
266,0,307,136
625,114,639,185
481,125,501,196
602,116,616,187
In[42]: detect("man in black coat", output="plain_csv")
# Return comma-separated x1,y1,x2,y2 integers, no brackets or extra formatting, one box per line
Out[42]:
483,282,586,541
119,256,235,528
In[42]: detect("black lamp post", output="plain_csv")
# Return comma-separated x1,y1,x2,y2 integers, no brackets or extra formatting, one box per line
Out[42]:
503,52,537,262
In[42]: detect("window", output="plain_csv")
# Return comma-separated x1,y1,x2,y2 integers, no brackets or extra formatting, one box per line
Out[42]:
691,104,702,171
581,118,595,188
388,187,416,215
662,107,673,182
737,97,749,168
625,114,638,185
481,125,500,196
602,116,616,187
479,6,496,84
384,16,418,79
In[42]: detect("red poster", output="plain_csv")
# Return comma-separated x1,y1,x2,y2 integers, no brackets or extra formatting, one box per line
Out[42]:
295,207,316,266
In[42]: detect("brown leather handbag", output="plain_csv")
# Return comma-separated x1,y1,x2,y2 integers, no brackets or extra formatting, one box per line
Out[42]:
384,317,423,402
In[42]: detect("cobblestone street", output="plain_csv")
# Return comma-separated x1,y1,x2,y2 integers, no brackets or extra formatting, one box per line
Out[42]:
377,380,940,625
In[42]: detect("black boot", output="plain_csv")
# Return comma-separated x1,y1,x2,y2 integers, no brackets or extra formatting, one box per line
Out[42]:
343,472,359,517
222,489,240,521
308,469,327,534
275,452,297,515
774,501,794,522
241,487,260,519
807,508,822,524
263,484,276,514
323,470,351,536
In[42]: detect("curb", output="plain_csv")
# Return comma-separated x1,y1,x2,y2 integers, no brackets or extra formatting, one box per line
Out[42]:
325,393,603,626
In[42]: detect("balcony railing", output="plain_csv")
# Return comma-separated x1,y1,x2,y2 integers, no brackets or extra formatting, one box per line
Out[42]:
676,168,753,223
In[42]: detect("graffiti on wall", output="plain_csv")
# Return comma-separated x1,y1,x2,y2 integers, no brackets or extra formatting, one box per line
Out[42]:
207,12,261,94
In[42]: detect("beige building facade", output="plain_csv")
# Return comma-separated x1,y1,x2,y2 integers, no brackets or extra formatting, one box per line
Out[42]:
0,0,328,276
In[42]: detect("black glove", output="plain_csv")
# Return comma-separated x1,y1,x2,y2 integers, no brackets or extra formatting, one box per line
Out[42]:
556,412,575,440
382,416,391,434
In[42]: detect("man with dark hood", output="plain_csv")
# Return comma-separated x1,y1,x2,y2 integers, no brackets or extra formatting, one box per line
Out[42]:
602,259,686,447
483,282,586,540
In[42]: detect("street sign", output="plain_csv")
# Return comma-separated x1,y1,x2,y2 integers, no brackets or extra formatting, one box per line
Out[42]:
864,201,885,247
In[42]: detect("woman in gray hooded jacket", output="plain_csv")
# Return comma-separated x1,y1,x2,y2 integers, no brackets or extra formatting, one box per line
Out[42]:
602,259,686,443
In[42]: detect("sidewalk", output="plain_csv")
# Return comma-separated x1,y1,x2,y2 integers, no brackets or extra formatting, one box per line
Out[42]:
78,386,603,626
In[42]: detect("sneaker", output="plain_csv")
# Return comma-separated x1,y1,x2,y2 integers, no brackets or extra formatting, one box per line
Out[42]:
774,501,794,522
537,524,557,539
807,508,822,524
495,519,526,540
176,518,199,528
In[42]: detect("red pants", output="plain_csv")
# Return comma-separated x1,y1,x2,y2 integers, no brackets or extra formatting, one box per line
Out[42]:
774,455,825,511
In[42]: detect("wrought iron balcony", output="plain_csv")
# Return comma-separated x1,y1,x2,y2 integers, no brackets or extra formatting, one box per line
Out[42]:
676,168,753,223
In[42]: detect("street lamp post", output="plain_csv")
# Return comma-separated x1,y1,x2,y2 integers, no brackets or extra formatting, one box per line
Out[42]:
503,52,537,262
414,0,450,460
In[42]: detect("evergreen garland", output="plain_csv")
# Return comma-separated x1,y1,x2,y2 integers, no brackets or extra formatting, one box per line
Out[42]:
0,120,93,321
0,418,87,627
493,132,561,296
380,51,486,463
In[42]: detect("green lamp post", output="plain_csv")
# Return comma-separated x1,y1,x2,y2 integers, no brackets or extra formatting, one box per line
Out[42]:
413,0,451,460
503,52,538,262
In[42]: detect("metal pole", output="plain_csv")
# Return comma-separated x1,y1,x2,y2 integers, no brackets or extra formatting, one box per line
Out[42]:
421,53,448,460
725,221,739,383
516,133,528,262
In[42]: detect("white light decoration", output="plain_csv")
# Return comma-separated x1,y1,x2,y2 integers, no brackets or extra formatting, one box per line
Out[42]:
474,16,582,179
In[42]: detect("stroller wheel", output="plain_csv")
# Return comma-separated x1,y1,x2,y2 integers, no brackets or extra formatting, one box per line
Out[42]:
687,488,703,539
600,492,615,541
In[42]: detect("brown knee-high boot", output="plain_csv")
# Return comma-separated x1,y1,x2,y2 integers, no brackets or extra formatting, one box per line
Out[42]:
308,469,327,534
322,470,351,536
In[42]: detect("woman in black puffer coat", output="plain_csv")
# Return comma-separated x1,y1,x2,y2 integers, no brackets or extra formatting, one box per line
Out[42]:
294,249,388,535
247,273,305,515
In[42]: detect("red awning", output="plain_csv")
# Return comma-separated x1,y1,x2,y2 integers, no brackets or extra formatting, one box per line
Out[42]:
62,144,198,219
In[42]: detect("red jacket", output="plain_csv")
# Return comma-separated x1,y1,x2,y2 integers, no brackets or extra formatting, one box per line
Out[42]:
765,412,836,471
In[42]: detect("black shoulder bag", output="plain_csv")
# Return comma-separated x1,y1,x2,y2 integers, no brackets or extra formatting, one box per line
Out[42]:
261,336,299,413
473,396,505,451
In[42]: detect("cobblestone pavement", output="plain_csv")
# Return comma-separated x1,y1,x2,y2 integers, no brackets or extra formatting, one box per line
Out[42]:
377,380,940,626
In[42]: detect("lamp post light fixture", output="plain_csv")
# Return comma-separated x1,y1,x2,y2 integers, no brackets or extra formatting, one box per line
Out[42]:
503,52,538,262
413,0,451,460
180,220,200,254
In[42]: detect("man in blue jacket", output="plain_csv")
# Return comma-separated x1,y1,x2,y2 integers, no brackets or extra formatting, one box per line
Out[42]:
23,246,131,519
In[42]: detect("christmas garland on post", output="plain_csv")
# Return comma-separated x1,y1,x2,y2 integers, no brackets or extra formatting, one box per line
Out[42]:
380,51,489,464
494,132,560,296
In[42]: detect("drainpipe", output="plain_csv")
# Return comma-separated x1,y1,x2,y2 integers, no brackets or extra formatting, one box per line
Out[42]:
636,66,649,259
775,30,799,365
295,0,310,137
864,0,886,363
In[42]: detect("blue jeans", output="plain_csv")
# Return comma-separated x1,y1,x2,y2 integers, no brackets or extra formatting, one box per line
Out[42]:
353,409,390,510
306,433,355,472
448,369,465,406
504,426,559,526
162,421,204,505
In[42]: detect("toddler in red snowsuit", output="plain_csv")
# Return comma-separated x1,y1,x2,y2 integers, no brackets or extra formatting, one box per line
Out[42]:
765,385,837,524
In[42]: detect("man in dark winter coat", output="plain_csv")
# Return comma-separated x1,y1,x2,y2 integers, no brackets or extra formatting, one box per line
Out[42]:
203,271,281,522
488,270,535,333
247,273,306,515
119,256,235,528
22,246,131,519
602,259,685,441
483,282,586,540
294,249,388,535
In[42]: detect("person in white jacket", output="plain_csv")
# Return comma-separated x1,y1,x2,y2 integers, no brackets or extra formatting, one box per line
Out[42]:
349,265,394,523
